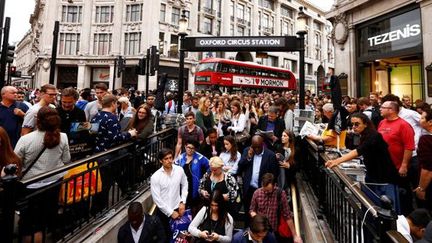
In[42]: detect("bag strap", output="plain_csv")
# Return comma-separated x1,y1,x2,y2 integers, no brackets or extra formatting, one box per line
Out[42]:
276,188,283,226
21,146,47,179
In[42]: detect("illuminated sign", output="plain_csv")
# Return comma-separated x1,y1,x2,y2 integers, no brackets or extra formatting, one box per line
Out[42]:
368,24,421,47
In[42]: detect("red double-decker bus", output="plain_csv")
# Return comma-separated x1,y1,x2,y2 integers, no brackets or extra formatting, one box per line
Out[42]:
194,58,297,93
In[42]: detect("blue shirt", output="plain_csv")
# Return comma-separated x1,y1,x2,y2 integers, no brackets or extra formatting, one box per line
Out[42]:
250,150,264,188
0,102,26,147
175,152,210,199
266,121,275,132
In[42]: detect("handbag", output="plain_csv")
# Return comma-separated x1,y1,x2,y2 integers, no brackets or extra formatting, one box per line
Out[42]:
233,130,250,143
59,161,102,205
277,188,292,238
20,147,47,179
170,209,193,243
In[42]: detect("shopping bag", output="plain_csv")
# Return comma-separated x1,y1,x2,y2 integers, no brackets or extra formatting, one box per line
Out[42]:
170,209,192,243
59,161,102,205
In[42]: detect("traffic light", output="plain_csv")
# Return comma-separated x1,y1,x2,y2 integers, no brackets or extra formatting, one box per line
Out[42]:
6,45,15,63
117,56,125,78
9,66,21,77
136,58,146,75
150,45,159,76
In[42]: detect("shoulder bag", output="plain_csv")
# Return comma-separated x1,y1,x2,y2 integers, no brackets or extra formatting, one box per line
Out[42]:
20,147,47,179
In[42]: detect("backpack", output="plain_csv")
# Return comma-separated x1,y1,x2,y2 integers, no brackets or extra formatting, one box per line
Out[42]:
365,107,383,128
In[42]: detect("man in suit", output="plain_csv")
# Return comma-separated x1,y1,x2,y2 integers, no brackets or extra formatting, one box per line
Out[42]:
256,106,286,150
118,202,166,243
237,135,279,223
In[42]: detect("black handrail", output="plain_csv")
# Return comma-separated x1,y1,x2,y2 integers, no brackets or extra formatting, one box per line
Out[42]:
301,138,398,242
0,128,177,243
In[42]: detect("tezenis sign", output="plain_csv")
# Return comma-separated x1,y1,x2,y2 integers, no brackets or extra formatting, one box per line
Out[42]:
368,24,421,47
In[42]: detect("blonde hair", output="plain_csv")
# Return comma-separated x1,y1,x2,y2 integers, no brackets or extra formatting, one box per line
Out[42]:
209,156,224,168
198,97,210,113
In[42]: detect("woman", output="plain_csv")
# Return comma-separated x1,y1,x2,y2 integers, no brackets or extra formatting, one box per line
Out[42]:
176,139,210,214
325,112,401,213
14,106,70,243
414,108,432,211
199,156,240,219
258,101,271,117
126,104,154,140
218,135,240,175
196,97,215,135
227,101,248,144
214,100,232,137
276,130,296,190
314,106,323,124
0,126,21,175
188,190,234,243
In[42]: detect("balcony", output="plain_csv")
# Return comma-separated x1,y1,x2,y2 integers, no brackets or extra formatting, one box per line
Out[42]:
263,27,273,34
202,7,216,17
168,50,179,58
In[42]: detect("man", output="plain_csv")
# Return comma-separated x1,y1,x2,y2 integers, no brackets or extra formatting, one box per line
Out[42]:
190,96,199,114
199,128,223,159
182,91,192,114
402,95,413,110
21,84,57,135
75,88,93,110
91,94,137,152
250,173,302,243
397,208,431,243
357,97,383,128
56,87,86,136
175,111,204,158
16,90,32,111
416,221,432,243
151,148,188,241
256,106,286,150
117,202,166,243
232,214,277,243
85,83,108,121
164,92,176,114
0,86,27,147
378,101,415,215
237,135,279,221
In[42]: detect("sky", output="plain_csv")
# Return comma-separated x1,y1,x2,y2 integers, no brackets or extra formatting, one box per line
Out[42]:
4,0,335,44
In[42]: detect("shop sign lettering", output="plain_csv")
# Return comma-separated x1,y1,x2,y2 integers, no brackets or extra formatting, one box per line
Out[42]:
368,24,421,47
233,76,288,88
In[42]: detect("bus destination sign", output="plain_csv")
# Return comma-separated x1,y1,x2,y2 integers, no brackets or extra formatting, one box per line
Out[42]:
233,76,288,88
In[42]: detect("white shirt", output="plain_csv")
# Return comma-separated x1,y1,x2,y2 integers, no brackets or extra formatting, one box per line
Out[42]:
130,220,144,243
150,164,188,217
250,150,264,188
397,215,413,243
399,107,423,156
284,109,295,132
230,113,247,133
219,151,240,174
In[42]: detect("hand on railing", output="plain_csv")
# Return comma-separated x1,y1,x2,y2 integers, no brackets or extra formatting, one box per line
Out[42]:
128,128,137,137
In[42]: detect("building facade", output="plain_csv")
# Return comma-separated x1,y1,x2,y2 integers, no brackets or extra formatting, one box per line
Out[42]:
22,0,333,94
327,0,432,103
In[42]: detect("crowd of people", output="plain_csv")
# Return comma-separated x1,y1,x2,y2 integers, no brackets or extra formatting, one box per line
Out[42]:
1,82,432,242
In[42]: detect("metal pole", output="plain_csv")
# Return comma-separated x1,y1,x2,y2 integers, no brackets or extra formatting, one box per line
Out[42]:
7,62,11,85
112,57,117,90
0,0,6,55
0,17,10,89
49,21,59,85
145,48,150,97
177,34,185,114
298,34,306,109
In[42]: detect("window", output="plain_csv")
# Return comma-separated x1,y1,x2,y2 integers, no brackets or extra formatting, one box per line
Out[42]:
202,17,212,34
95,6,114,23
281,20,294,35
126,4,143,22
313,21,322,31
169,34,179,57
62,6,82,23
245,7,251,23
171,7,180,25
216,20,221,36
159,32,165,54
229,1,234,20
281,5,293,18
93,33,112,55
124,32,141,55
160,4,166,22
201,0,212,9
237,26,245,36
258,0,274,10
306,63,313,75
230,24,234,36
237,4,244,20
59,33,80,55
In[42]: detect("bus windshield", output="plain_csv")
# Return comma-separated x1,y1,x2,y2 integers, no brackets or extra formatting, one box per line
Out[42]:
197,62,217,72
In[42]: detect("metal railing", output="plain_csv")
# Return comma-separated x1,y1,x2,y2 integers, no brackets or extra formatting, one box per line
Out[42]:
0,128,177,243
301,138,398,242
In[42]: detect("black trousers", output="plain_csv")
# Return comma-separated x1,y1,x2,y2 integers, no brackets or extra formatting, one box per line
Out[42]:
156,207,173,243
243,186,257,226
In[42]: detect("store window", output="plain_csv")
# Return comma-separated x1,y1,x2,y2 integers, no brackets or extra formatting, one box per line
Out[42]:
390,64,422,101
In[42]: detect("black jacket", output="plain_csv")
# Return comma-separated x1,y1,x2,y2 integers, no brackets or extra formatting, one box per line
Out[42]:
117,214,166,243
199,140,224,159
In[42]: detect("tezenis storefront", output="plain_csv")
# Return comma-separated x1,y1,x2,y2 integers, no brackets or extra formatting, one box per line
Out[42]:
356,5,423,100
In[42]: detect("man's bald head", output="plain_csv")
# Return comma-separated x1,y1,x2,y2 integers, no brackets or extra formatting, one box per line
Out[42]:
251,135,264,154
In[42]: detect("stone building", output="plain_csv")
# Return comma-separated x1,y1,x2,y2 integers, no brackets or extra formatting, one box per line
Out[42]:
326,0,432,103
20,0,333,94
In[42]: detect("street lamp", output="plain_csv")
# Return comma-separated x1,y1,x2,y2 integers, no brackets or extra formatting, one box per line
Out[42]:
177,9,189,113
296,6,307,109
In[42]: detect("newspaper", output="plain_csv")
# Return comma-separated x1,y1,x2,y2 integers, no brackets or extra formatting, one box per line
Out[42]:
255,129,274,139
299,121,320,138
